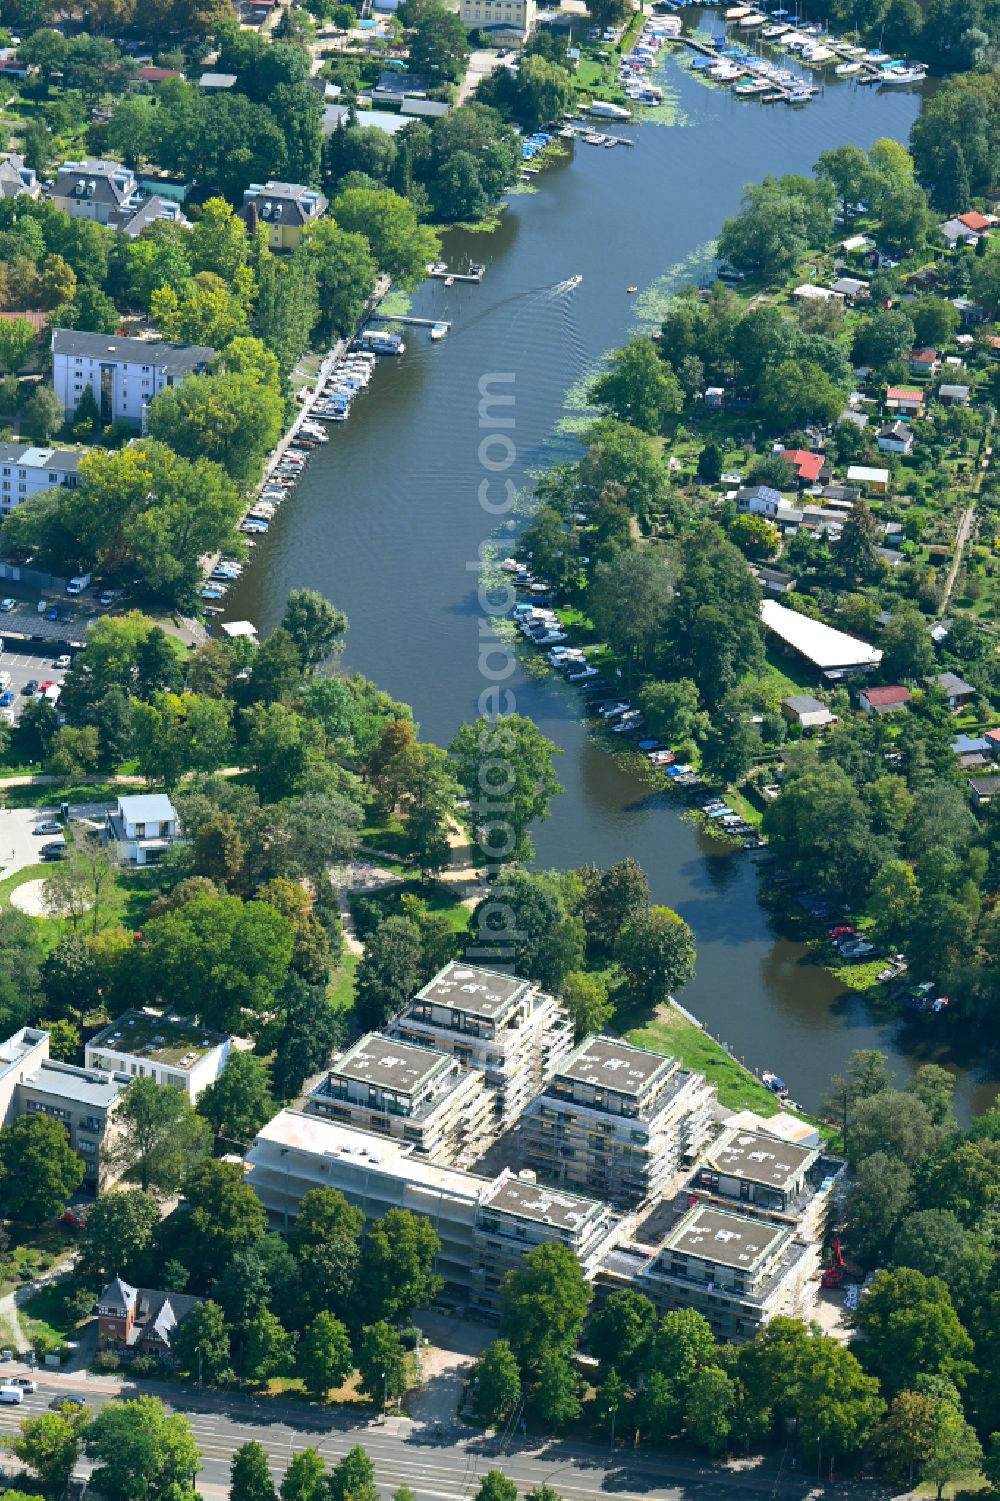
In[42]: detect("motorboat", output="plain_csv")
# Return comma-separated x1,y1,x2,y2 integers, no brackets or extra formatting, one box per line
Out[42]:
835,59,861,73
430,323,449,341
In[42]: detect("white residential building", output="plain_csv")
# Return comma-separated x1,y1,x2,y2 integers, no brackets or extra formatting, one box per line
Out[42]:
0,443,81,517
105,793,182,867
520,1035,715,1207
388,962,574,1131
307,1032,495,1166
85,1010,231,1102
0,153,39,200
51,330,216,430
50,158,142,226
459,0,536,40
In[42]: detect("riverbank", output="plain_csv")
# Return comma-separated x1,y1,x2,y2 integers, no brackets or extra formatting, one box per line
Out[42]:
215,40,997,1118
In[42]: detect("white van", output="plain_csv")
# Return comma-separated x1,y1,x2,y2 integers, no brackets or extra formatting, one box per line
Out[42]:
0,1384,24,1403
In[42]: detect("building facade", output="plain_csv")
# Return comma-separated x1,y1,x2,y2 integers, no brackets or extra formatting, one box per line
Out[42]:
472,1169,622,1315
240,181,328,249
85,1010,230,1102
690,1125,844,1243
51,330,216,430
0,153,39,200
105,793,182,867
0,444,80,518
388,963,574,1131
307,1032,495,1166
459,0,536,39
0,1027,128,1190
50,159,141,226
520,1036,715,1206
600,1202,820,1341
96,1278,202,1364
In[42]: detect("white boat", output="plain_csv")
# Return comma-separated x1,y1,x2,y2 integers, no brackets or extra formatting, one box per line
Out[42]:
835,59,861,73
879,64,926,82
430,322,449,341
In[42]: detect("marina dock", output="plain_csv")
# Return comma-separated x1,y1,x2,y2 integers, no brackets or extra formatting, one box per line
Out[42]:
429,265,485,283
367,315,452,329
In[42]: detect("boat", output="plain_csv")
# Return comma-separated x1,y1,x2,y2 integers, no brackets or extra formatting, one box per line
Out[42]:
761,1071,788,1095
627,285,638,293
835,59,861,73
879,64,927,82
430,322,449,341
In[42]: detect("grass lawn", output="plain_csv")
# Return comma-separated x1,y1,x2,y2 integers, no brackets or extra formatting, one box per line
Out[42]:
622,1003,782,1116
329,950,358,1012
0,779,144,810
20,1281,87,1347
0,862,48,906
350,878,471,937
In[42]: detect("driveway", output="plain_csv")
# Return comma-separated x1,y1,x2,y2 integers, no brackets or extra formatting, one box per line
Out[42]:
0,804,57,880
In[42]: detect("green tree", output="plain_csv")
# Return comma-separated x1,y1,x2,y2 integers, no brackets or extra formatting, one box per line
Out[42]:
378,742,459,878
22,384,64,443
330,187,439,287
12,1406,90,1495
471,867,584,992
131,692,234,784
360,1206,443,1324
110,1075,211,1194
815,144,874,221
637,679,707,749
590,550,675,684
473,1473,517,1501
500,1242,590,1368
327,1446,377,1501
700,693,759,786
559,969,613,1042
407,1,470,83
0,316,38,374
356,1323,409,1409
197,1052,276,1151
174,1158,267,1284
0,1112,83,1224
845,1152,912,1266
852,1267,975,1396
244,1308,294,1384
847,1089,940,1169
615,905,697,1007
84,1397,201,1501
78,1188,160,1281
527,1348,581,1430
231,1441,277,1501
296,1311,354,1399
839,498,884,582
280,589,347,670
450,713,561,865
588,1289,656,1382
299,220,377,339
591,339,683,435
684,1366,738,1454
473,1339,522,1426
354,915,423,1031
170,1294,235,1382
697,442,723,484
280,1451,326,1501
147,369,283,494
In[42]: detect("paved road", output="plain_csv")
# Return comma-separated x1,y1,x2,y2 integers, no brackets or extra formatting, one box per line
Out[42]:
0,1370,892,1501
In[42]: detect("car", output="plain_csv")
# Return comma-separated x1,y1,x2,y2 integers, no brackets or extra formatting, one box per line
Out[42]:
60,1208,88,1230
37,681,53,694
0,599,14,613
34,821,62,836
98,591,117,607
53,655,71,670
40,841,66,856
8,1378,36,1393
45,606,59,621
829,924,856,938
41,848,67,862
23,679,37,696
50,1395,85,1411
0,691,13,708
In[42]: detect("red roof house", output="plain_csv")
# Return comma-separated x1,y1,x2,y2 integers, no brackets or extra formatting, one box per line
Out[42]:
958,211,991,233
859,685,912,715
784,449,824,485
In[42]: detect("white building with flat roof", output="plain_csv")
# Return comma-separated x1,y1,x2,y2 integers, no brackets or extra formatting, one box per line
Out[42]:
0,443,81,516
388,962,574,1131
86,1010,230,1102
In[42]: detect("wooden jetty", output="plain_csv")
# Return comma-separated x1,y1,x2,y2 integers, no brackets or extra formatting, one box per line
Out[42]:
429,265,485,282
367,315,452,329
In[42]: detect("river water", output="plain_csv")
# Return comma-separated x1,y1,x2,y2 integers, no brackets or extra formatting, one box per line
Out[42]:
223,32,997,1118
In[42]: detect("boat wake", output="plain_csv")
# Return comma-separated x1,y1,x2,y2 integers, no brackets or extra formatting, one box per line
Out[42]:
548,273,584,296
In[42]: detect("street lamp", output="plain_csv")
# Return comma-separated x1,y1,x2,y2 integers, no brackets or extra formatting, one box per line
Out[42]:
382,1369,388,1414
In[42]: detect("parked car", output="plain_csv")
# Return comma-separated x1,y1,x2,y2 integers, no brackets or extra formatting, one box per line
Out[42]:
23,679,37,696
53,655,71,670
0,599,14,613
50,1395,84,1410
0,1386,24,1404
8,1378,36,1393
98,591,117,607
45,606,59,621
40,841,66,855
0,692,13,708
34,821,62,836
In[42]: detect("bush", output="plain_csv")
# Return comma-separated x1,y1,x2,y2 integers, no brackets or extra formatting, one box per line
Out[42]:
91,1349,121,1373
128,1353,159,1377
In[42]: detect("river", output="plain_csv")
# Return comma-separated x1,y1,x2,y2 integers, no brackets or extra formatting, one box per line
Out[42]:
222,29,998,1119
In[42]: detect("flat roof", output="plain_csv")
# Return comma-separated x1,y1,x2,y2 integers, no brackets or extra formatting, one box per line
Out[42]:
846,465,890,483
414,962,531,1019
26,1060,124,1109
482,1174,603,1231
556,1036,674,1096
88,1010,226,1068
664,1204,787,1271
253,1108,489,1202
706,1128,815,1190
761,599,882,671
118,793,176,823
332,1034,450,1095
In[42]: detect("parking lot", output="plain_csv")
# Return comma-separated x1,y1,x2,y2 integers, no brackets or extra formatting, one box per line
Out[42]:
0,642,72,724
